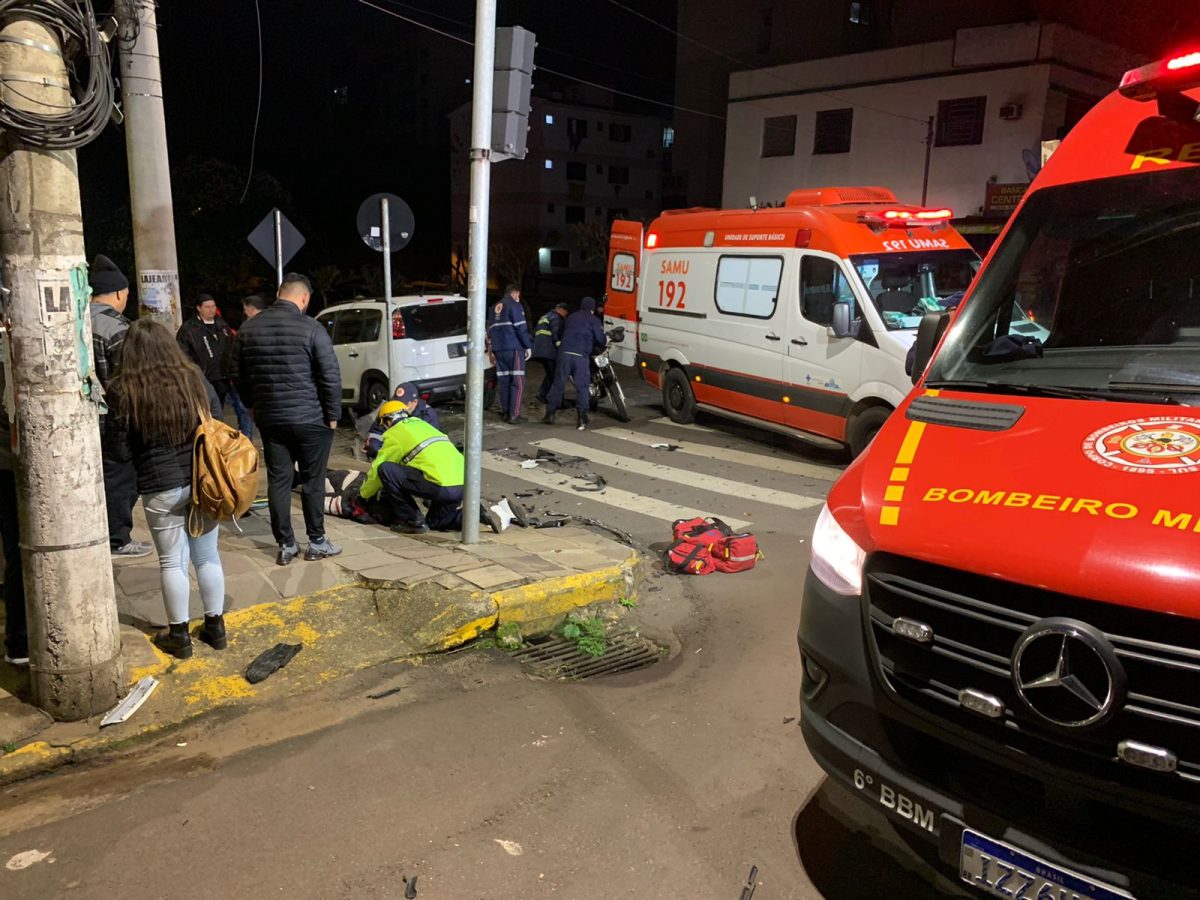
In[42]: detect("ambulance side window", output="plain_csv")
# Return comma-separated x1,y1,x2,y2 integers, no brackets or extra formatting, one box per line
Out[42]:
800,256,856,326
714,255,783,319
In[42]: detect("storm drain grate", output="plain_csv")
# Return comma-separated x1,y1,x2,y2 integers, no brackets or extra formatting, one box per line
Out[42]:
512,632,665,680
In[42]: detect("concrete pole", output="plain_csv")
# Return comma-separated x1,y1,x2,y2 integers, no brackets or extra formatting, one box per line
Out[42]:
461,0,497,545
273,209,283,289
0,20,125,719
118,0,181,329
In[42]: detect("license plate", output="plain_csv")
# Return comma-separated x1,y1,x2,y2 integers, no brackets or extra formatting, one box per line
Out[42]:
961,830,1134,900
448,341,468,358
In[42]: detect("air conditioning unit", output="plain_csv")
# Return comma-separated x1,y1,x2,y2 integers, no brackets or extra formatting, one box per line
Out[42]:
999,103,1024,121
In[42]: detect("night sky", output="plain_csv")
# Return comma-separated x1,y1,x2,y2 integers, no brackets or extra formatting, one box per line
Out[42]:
79,0,678,306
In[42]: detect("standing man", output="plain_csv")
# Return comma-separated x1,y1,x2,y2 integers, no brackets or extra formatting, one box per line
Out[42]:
176,293,234,407
90,255,152,558
543,296,606,431
486,283,532,424
235,274,343,566
225,294,269,439
531,302,568,406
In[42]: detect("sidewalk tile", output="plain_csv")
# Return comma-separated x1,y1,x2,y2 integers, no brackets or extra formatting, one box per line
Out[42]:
459,565,525,590
537,549,612,571
115,565,161,597
431,573,468,590
359,559,439,583
267,561,353,597
224,570,284,607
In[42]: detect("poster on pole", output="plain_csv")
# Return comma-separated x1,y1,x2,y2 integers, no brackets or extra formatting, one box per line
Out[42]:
138,270,179,316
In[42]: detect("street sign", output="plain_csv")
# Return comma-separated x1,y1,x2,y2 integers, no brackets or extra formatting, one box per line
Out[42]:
248,209,305,271
356,193,414,252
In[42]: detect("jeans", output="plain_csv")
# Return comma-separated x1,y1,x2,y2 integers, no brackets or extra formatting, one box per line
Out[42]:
534,358,556,403
260,423,334,546
101,422,139,549
548,352,590,413
378,463,464,530
0,469,27,658
226,384,254,439
143,485,225,625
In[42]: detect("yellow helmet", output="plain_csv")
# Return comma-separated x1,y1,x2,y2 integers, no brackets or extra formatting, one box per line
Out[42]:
378,400,409,428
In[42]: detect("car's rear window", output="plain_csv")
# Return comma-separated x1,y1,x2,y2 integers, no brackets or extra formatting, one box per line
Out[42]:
401,301,467,340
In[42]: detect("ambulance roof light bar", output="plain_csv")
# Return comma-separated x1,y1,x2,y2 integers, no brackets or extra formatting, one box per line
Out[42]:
858,207,953,228
1119,51,1200,102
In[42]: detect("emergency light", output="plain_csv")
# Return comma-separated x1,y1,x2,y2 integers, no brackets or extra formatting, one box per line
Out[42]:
1119,51,1200,101
857,207,953,228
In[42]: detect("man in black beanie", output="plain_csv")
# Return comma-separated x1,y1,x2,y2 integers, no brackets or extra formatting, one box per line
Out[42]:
89,255,151,558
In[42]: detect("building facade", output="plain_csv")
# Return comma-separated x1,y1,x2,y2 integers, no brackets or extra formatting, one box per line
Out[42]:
721,23,1139,247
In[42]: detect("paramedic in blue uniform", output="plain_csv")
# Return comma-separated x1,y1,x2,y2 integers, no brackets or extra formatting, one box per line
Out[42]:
531,302,568,406
485,284,532,424
542,296,606,430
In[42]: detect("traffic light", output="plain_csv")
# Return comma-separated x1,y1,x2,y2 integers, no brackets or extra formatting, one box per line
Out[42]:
492,26,535,161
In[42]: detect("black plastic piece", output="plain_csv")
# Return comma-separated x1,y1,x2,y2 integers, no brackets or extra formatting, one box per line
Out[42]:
905,395,1024,431
245,643,302,684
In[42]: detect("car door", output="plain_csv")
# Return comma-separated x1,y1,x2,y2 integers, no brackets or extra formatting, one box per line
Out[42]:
783,253,863,439
328,307,383,405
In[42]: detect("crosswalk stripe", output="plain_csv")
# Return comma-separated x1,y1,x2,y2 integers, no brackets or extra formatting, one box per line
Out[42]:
532,438,824,511
592,427,839,482
650,417,716,433
482,454,751,530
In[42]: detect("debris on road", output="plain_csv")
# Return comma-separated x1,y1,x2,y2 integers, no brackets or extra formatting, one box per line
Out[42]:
245,643,302,684
520,459,540,469
5,849,52,871
494,839,524,856
367,686,403,700
100,676,158,727
782,717,795,725
405,875,419,898
651,442,681,451
572,472,606,492
739,864,760,900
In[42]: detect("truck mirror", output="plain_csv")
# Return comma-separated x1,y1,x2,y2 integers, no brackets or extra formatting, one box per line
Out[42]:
910,311,951,384
830,302,853,339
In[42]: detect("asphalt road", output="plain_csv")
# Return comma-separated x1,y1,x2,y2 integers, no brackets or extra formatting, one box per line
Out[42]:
0,371,967,899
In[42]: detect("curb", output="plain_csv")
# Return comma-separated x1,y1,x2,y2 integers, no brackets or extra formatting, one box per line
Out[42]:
0,550,642,785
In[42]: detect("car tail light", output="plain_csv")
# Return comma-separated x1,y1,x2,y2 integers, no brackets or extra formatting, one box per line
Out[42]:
858,207,954,228
426,297,444,303
1120,51,1200,101
391,310,406,339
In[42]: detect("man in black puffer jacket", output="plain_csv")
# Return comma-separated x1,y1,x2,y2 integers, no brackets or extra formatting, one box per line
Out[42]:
234,273,343,566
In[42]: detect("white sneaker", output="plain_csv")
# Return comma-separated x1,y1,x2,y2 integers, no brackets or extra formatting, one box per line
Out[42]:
5,653,29,667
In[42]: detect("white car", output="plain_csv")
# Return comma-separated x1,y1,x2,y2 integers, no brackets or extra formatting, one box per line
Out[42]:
316,294,476,412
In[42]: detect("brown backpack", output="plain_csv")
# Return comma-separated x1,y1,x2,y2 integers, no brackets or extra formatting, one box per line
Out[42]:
188,415,260,536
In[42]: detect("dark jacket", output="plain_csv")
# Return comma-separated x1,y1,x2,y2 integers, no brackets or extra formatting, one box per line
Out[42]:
90,303,129,391
486,293,532,354
177,316,234,385
558,309,607,358
233,301,342,428
111,381,222,495
531,310,564,361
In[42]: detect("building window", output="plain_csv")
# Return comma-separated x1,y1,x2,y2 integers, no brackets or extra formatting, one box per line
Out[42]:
608,208,629,223
813,108,853,155
609,123,632,142
546,203,555,213
800,256,857,327
849,0,875,25
545,113,555,125
662,126,675,148
761,115,797,158
566,161,587,181
596,164,604,175
568,117,588,151
550,249,571,268
936,96,987,147
565,206,585,224
608,165,630,185
715,256,783,319
544,159,553,170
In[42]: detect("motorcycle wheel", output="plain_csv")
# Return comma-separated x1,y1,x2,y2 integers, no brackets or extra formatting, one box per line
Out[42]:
609,375,630,422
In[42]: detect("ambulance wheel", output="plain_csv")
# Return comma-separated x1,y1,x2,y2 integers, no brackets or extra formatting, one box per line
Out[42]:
848,406,891,457
662,367,696,424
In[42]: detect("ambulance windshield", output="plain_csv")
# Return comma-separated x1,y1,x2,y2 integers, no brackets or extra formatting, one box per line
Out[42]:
850,250,980,331
928,168,1200,403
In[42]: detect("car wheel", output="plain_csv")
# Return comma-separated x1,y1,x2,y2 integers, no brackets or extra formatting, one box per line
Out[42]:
662,367,696,424
847,406,892,458
363,379,389,413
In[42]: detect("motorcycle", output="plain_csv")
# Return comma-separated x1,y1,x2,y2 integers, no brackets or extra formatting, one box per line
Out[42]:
588,327,631,423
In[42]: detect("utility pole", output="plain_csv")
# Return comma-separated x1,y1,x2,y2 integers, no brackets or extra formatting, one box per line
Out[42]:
461,0,498,545
0,19,125,719
921,114,934,206
117,0,181,329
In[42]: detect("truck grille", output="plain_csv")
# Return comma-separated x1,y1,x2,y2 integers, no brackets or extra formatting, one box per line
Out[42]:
864,554,1200,786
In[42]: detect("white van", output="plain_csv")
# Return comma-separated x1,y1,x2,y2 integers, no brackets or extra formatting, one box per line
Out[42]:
316,294,473,412
609,187,981,455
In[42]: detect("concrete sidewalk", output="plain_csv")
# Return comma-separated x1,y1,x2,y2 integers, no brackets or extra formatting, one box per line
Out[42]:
0,489,641,784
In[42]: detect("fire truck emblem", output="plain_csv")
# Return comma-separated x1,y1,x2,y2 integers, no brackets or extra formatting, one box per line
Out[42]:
1083,418,1200,474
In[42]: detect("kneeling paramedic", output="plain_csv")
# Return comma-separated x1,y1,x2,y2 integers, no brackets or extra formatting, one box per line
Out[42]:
543,296,606,430
358,402,498,534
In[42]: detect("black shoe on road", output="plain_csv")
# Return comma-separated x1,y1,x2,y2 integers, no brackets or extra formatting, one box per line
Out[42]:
508,415,528,425
154,623,193,660
540,411,556,425
198,614,227,650
277,543,300,566
391,520,431,535
305,538,343,561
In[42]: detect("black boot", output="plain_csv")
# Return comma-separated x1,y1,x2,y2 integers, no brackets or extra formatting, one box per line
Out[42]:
576,409,587,431
541,409,556,425
154,622,193,660
198,614,228,650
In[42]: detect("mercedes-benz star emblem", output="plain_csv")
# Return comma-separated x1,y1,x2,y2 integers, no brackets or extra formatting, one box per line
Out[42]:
1011,618,1126,728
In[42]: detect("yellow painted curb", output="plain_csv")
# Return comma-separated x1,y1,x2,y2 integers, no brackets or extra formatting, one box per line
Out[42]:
492,553,639,629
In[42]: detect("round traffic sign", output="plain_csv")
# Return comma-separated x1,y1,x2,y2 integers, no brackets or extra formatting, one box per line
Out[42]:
356,193,415,252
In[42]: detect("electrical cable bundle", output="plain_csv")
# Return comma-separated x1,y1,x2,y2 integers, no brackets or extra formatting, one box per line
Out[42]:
0,0,113,149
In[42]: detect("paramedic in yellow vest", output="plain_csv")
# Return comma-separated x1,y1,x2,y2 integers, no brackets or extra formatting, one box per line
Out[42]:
358,401,499,534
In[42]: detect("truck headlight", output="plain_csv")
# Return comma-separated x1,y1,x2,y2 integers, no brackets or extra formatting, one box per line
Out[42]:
810,504,866,596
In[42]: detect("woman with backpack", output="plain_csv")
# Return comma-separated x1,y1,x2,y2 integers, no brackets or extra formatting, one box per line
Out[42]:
108,319,227,659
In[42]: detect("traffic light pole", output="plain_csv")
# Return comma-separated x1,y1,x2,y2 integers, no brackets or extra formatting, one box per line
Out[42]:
461,0,498,545
117,0,181,329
